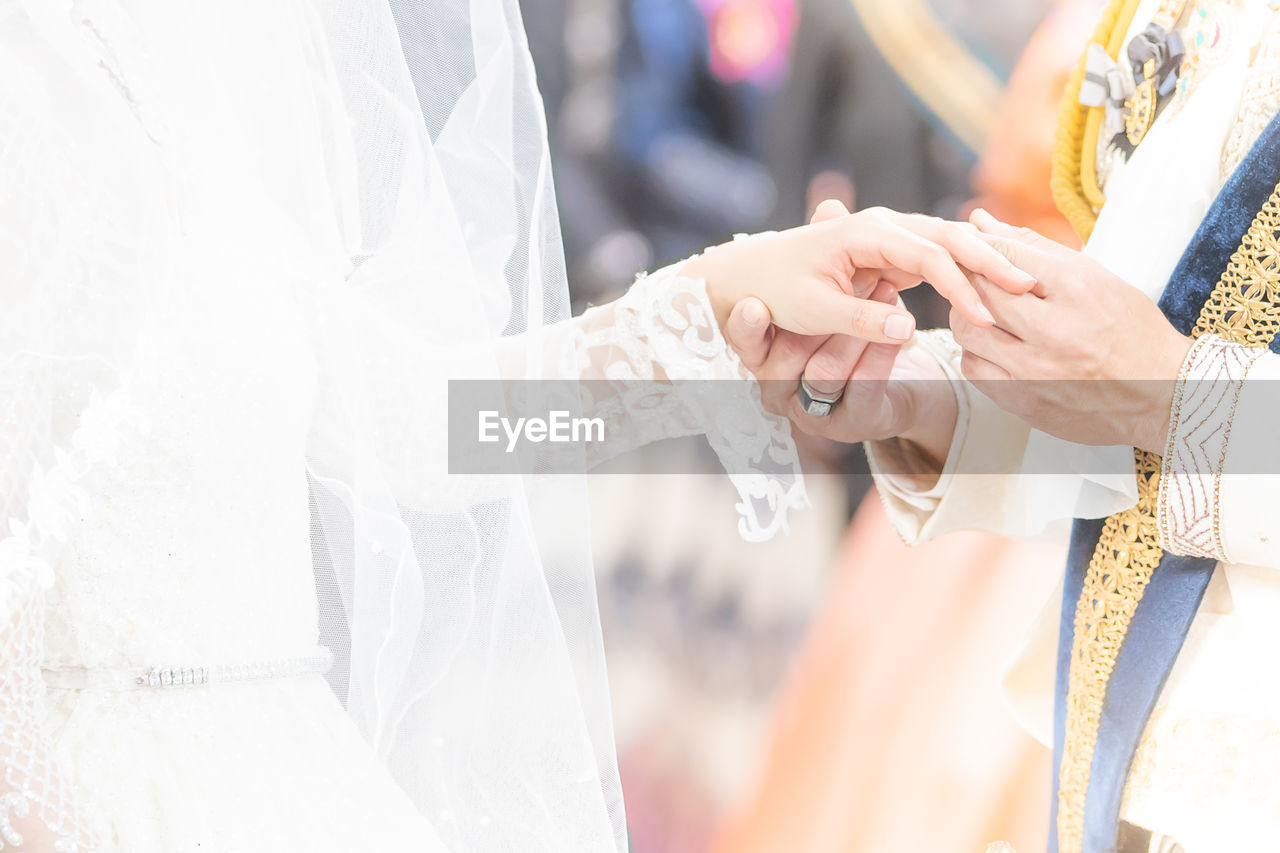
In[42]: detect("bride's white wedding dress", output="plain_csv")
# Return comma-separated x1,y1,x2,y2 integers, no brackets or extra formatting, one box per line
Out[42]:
5,229,787,853
25,272,448,851
0,1,802,850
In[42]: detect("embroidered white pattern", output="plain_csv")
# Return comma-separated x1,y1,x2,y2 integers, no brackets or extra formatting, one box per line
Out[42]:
1157,334,1264,560
1123,708,1280,850
1220,8,1280,180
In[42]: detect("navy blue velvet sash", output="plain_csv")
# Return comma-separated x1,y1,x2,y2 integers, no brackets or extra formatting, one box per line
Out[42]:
1049,108,1280,853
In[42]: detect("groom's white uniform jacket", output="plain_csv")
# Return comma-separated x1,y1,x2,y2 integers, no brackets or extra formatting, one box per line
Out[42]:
870,0,1280,848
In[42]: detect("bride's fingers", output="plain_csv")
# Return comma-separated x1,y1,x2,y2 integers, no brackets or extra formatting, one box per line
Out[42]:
851,286,904,384
800,280,896,396
810,198,851,225
840,218,997,328
790,283,917,342
723,297,774,372
886,210,1039,296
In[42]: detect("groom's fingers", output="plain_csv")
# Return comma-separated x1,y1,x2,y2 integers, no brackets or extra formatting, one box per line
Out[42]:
969,232,1064,298
970,207,1067,258
801,333,867,398
950,304,1023,369
724,297,774,372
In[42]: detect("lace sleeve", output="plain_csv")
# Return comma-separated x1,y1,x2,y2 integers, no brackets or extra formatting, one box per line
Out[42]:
310,257,806,540
0,424,100,853
0,585,97,853
555,258,806,541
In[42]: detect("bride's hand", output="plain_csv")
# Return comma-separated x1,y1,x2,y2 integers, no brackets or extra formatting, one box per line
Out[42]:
717,199,959,468
685,203,1038,345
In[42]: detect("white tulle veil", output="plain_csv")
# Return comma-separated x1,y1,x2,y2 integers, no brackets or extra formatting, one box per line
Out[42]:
0,0,625,849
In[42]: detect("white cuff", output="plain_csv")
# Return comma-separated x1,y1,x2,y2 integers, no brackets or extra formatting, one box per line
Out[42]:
867,329,967,512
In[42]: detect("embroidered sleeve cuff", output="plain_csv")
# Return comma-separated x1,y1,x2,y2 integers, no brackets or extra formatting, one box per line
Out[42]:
1157,334,1266,561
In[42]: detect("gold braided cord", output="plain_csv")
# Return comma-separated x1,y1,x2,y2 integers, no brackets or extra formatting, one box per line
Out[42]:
1050,0,1144,241
1056,180,1280,853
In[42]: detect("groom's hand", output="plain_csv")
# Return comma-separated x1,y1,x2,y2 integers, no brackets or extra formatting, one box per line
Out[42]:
951,209,1192,452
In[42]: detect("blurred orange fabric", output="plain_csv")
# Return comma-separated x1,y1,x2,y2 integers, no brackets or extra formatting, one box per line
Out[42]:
710,496,1063,852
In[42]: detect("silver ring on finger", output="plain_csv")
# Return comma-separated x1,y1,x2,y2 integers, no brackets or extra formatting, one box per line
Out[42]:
798,378,843,418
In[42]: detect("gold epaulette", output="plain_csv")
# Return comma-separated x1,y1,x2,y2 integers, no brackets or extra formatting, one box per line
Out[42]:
1051,0,1145,241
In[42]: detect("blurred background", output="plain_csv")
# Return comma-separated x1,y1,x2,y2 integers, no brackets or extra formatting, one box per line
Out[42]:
518,0,1104,849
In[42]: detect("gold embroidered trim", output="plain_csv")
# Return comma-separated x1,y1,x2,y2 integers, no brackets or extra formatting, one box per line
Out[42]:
1190,188,1280,348
1057,447,1164,853
1057,179,1280,853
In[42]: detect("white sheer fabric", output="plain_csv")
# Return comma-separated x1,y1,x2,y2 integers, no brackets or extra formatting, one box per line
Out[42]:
0,0,801,850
